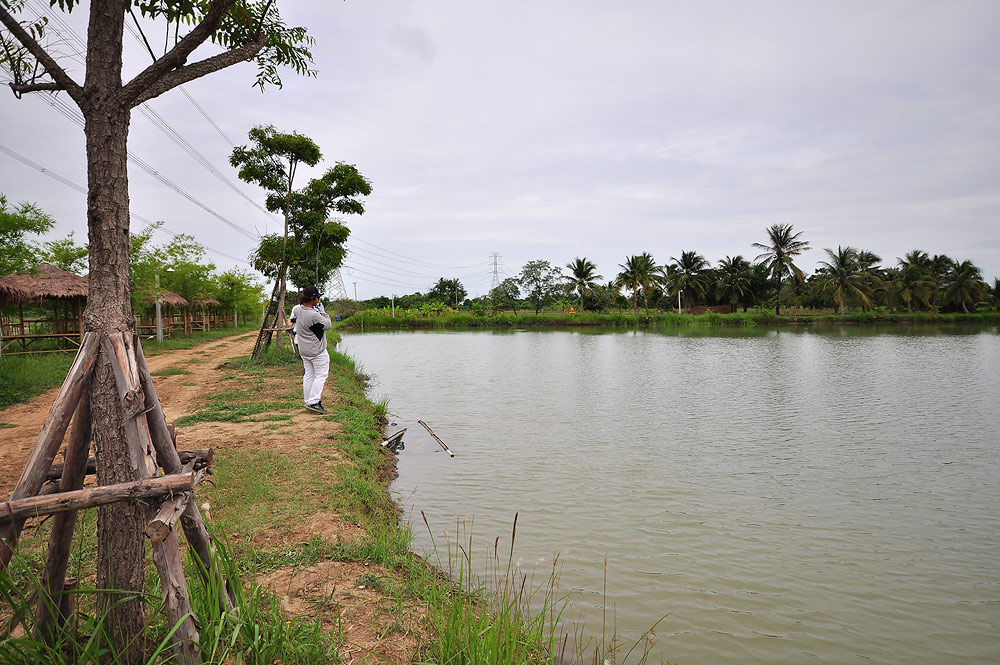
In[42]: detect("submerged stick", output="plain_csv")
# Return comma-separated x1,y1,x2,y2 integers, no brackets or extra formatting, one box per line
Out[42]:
418,420,454,457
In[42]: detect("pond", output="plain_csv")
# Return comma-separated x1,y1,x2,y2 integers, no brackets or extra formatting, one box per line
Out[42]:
338,326,1000,664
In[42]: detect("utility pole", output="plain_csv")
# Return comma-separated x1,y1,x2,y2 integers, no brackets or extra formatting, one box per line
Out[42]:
353,281,358,301
155,273,163,344
391,294,395,317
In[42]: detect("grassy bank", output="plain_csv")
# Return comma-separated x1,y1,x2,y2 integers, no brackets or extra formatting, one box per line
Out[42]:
339,309,1000,330
2,336,646,663
0,321,258,410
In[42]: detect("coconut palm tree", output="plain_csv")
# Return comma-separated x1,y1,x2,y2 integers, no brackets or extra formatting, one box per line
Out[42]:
988,278,1000,312
752,223,810,315
715,255,753,313
939,259,985,313
617,253,657,315
666,250,709,313
886,263,935,312
564,257,603,313
816,246,874,314
898,249,931,270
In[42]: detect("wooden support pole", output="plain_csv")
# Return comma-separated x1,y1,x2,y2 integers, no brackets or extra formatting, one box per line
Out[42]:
134,338,233,611
152,529,200,665
146,491,192,544
46,448,213,482
418,420,455,457
0,472,197,523
34,393,92,644
0,333,100,569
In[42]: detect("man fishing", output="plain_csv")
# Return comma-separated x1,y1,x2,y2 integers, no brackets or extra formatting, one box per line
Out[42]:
293,286,332,413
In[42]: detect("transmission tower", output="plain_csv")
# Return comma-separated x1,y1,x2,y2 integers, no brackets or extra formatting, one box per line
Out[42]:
489,253,502,291
329,268,349,300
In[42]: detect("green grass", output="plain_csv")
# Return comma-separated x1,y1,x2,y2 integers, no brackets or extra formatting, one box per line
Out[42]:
149,366,192,376
0,422,17,429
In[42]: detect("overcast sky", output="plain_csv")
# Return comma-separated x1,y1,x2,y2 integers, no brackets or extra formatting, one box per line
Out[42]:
2,0,998,299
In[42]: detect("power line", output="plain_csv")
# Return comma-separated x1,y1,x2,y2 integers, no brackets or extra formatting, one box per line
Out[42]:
0,141,252,267
351,238,482,269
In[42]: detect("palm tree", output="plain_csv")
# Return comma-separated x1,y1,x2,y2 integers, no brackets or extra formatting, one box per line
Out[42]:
753,223,810,315
989,278,1000,312
816,246,874,314
939,259,985,313
886,264,934,312
564,257,603,313
667,250,709,313
617,253,657,315
715,255,753,313
898,249,931,270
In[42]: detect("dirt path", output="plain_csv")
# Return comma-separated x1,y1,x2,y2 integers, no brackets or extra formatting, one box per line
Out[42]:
0,333,257,497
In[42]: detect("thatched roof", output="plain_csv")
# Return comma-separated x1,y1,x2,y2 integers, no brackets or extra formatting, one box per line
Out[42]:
192,298,220,307
0,263,88,302
159,290,189,308
0,280,31,302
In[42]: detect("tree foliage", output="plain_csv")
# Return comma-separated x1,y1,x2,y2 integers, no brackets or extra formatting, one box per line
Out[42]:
0,194,53,275
753,223,810,315
426,277,467,305
564,257,602,312
519,259,563,314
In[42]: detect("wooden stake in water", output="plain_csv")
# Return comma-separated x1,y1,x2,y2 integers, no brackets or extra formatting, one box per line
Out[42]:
418,420,455,457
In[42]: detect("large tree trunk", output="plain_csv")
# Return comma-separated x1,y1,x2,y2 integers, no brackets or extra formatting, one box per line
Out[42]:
775,275,782,315
83,4,146,659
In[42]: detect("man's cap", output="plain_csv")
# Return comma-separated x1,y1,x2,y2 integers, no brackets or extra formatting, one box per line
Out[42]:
302,286,321,299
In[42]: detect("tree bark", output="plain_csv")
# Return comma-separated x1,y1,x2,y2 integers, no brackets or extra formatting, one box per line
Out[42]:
81,3,146,658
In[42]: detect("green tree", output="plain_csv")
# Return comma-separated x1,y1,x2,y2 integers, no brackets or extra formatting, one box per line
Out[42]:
214,269,264,322
0,194,52,275
886,261,934,313
490,277,521,314
519,260,563,314
816,246,875,314
753,223,810,315
0,1,315,652
564,257,603,312
39,231,88,273
617,253,658,315
987,278,1000,312
231,126,322,352
667,250,710,312
939,259,985,313
160,234,216,311
285,163,371,291
427,277,467,306
715,255,754,313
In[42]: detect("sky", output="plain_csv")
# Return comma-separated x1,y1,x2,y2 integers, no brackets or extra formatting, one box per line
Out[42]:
1,0,999,300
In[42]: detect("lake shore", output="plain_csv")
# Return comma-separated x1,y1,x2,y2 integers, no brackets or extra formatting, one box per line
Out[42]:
0,328,576,663
338,309,1000,330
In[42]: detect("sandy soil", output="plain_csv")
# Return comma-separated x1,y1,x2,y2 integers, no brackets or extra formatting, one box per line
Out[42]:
0,333,426,663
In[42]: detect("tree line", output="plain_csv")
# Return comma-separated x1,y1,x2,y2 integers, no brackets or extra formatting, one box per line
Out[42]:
1,195,264,320
361,224,999,316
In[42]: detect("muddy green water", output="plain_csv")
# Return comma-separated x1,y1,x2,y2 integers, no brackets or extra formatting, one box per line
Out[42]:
338,326,1000,664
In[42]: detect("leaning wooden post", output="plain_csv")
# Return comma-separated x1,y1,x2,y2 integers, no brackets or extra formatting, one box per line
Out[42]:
34,392,92,643
134,336,234,611
104,333,200,664
0,333,99,569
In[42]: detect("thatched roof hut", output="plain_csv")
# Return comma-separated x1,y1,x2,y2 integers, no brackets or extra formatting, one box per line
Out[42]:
192,298,220,308
159,290,189,308
0,263,88,302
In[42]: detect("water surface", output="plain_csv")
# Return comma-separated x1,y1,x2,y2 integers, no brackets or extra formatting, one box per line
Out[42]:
339,326,1000,664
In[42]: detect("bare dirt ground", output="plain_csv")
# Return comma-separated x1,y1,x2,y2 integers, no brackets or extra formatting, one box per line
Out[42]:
0,333,426,663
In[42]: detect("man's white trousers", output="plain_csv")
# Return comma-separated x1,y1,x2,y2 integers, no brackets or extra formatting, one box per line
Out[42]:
301,350,330,406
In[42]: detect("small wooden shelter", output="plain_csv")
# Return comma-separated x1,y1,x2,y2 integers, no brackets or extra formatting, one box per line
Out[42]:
191,298,222,332
0,263,89,353
136,289,189,339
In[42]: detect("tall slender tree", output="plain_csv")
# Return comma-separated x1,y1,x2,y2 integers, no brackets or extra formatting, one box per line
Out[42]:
617,253,657,315
888,259,934,312
231,126,321,352
564,257,603,312
667,250,710,312
753,223,810,315
0,2,314,654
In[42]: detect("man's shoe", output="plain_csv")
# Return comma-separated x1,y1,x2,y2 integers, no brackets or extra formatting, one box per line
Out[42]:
305,403,327,414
